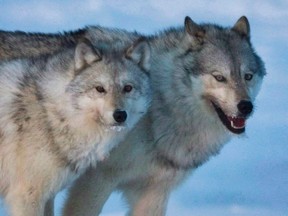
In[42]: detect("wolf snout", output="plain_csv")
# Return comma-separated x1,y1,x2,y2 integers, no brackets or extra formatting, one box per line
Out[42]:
237,100,253,116
113,110,127,123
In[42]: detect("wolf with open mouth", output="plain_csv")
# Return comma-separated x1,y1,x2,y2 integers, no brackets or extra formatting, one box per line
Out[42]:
195,21,265,135
62,16,266,216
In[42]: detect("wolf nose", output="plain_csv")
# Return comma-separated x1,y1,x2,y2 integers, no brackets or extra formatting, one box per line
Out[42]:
113,110,127,123
237,100,253,116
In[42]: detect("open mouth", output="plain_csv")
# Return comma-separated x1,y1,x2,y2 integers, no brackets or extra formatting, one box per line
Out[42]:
211,102,246,134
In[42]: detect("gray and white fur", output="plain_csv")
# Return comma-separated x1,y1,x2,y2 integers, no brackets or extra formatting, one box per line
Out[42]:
0,37,151,216
63,16,265,216
0,16,265,216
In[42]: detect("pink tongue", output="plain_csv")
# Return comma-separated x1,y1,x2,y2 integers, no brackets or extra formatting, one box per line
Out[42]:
228,117,245,128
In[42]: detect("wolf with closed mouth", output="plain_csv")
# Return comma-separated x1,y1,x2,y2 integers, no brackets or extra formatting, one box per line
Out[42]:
0,16,265,215
0,37,151,216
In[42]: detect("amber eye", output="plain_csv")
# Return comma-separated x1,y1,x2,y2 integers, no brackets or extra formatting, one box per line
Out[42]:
213,74,226,82
245,73,253,81
123,85,133,93
95,86,106,93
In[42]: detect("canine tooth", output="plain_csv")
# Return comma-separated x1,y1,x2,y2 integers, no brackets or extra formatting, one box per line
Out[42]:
230,120,245,129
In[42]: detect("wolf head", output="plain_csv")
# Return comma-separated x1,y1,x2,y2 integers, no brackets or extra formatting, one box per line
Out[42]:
181,16,266,134
66,38,151,131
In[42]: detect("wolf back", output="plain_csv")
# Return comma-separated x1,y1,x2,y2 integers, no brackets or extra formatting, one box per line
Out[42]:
0,27,141,60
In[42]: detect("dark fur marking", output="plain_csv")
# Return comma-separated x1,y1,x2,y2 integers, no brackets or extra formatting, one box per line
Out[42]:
183,48,193,57
11,96,28,133
183,65,193,75
156,153,202,171
151,132,196,171
156,153,191,170
0,129,4,140
25,117,31,122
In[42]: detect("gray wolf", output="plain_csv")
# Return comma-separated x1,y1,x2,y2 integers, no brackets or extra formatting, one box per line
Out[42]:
0,16,266,216
0,37,151,216
63,16,266,216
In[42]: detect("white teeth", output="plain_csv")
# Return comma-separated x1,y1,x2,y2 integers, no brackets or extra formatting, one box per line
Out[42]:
107,125,126,132
230,120,245,129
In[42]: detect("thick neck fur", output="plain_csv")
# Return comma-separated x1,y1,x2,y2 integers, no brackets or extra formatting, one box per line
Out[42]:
148,28,232,169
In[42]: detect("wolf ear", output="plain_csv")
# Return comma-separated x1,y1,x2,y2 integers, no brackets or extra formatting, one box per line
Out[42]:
126,38,151,72
74,39,102,71
184,16,205,46
232,16,250,39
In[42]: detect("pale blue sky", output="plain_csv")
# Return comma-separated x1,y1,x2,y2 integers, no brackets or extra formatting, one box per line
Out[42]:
0,1,287,215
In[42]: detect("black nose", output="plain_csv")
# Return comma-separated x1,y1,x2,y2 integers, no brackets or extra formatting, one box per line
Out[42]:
113,110,127,123
237,100,253,116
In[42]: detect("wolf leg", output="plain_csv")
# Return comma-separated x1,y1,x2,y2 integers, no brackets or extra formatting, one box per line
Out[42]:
122,167,187,216
63,168,117,216
44,197,54,216
123,183,171,216
5,184,45,216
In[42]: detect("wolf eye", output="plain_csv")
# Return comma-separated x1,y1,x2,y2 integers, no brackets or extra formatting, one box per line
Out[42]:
95,86,106,93
213,74,226,82
123,85,133,93
244,73,253,81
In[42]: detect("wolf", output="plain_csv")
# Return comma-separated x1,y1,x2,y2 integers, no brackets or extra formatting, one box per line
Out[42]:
62,16,266,216
0,37,151,216
0,16,266,216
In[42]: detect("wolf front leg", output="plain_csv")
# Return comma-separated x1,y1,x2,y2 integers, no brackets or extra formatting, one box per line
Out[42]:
44,197,54,216
63,167,118,216
122,168,187,216
5,184,46,216
123,182,171,216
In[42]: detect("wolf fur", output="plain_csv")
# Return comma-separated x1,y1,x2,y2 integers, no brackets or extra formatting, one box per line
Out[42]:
62,16,265,216
0,27,140,60
0,37,151,216
0,16,266,216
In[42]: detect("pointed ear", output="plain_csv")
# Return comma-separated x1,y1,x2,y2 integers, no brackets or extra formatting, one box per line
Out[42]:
74,39,101,71
126,38,150,71
232,16,250,38
184,16,205,45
